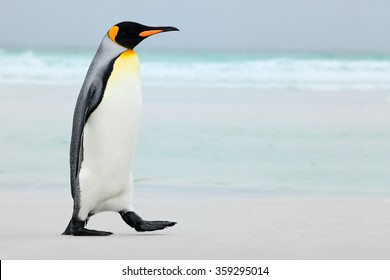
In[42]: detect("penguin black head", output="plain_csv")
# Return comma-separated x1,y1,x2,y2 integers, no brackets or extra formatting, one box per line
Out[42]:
108,21,179,49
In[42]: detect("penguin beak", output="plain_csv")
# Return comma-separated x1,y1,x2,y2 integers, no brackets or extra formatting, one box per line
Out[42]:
139,26,179,37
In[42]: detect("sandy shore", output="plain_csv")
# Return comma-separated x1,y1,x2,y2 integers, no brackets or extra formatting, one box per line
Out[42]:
1,186,390,260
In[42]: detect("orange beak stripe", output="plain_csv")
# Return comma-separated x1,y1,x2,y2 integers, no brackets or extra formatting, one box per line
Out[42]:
139,30,164,37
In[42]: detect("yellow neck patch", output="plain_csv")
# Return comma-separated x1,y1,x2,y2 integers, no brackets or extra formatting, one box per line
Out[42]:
108,50,139,86
120,49,136,58
108,26,119,43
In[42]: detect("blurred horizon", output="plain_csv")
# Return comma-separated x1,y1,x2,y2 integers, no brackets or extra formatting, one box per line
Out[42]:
3,44,390,58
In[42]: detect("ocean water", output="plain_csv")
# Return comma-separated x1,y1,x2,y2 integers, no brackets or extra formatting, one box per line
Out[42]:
2,48,390,90
1,48,390,195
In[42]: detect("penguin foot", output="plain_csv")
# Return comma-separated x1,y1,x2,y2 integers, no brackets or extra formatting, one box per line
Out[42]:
72,228,113,236
120,211,176,232
62,217,113,236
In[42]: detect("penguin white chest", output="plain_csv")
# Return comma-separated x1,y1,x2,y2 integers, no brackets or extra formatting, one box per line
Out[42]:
80,50,141,200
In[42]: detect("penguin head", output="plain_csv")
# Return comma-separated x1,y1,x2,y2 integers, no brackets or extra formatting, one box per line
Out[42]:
107,21,179,49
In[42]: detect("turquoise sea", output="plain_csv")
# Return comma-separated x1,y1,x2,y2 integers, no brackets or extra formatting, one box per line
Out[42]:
0,48,390,195
2,49,390,90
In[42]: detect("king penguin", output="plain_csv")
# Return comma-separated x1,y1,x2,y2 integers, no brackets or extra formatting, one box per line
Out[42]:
63,22,179,236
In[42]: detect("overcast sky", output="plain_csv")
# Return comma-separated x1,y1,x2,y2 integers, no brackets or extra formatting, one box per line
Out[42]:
1,0,390,53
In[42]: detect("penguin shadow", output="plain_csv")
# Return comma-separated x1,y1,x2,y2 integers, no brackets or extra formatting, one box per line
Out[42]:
114,233,173,237
59,232,173,238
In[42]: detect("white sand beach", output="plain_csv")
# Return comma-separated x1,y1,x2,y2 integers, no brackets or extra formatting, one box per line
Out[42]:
1,186,390,259
1,85,390,259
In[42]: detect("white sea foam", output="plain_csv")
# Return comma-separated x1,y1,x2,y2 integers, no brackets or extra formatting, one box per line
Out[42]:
0,50,90,85
1,49,390,90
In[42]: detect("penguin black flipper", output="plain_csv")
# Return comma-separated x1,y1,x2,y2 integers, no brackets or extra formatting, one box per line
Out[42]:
70,68,115,197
